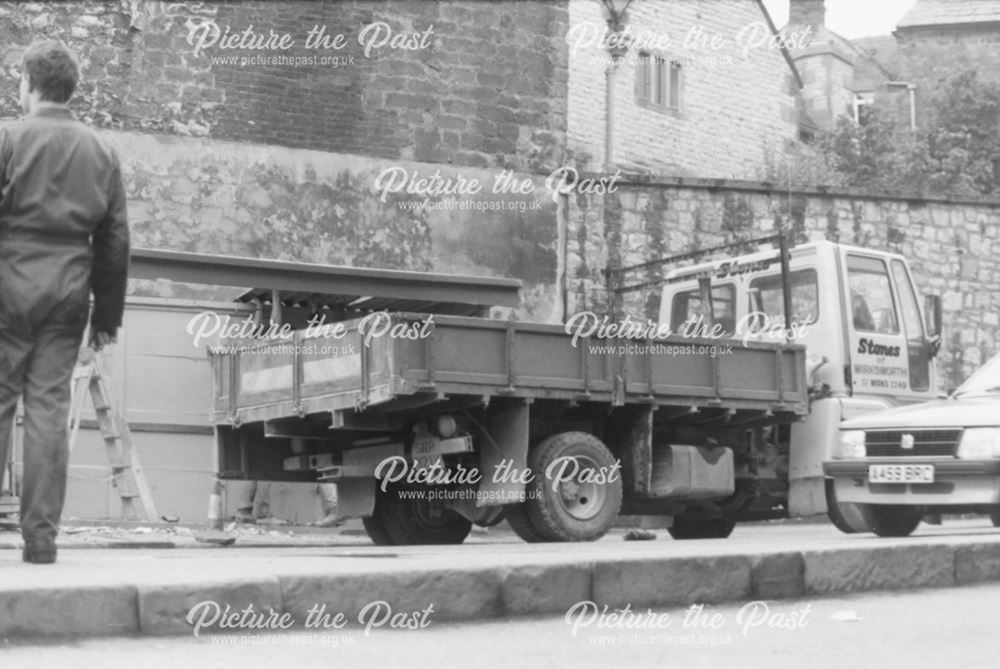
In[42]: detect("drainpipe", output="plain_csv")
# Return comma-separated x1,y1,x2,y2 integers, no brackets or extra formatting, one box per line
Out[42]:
605,63,616,170
602,0,631,169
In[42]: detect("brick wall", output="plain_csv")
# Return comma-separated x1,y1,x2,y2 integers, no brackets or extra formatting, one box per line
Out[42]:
566,0,799,178
0,0,569,173
566,176,1000,388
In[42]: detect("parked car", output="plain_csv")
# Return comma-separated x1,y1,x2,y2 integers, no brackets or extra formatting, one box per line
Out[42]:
824,352,1000,536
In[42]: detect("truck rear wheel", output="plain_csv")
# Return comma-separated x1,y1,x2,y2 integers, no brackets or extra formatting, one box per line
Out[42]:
668,516,736,540
523,432,622,542
859,504,921,537
362,514,395,546
377,488,472,545
825,479,870,534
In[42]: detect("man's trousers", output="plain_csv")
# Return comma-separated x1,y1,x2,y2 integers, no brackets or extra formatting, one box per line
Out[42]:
0,316,86,551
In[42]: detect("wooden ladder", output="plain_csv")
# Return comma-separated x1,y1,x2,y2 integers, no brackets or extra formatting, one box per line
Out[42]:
69,353,159,522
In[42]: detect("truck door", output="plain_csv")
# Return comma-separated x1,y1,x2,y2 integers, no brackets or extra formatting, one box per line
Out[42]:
889,259,932,393
844,254,912,396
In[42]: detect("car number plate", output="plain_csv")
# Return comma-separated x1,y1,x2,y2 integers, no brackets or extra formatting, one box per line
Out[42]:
868,464,934,484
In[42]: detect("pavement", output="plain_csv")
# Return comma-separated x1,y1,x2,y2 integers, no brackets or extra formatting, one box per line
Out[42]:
9,584,1000,669
3,517,1000,640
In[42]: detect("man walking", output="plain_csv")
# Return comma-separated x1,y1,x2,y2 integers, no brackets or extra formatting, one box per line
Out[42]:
0,39,130,564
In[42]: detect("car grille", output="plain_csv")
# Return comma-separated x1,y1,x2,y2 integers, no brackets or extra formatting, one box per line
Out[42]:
865,429,962,457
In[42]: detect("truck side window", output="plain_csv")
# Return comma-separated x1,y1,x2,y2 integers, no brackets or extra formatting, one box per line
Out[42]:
847,255,898,334
890,260,923,340
748,269,819,328
670,285,735,334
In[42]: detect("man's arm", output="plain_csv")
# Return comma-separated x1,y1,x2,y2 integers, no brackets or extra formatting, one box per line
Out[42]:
90,148,130,341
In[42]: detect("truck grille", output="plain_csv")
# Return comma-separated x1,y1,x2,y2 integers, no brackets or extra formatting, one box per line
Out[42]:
865,429,962,457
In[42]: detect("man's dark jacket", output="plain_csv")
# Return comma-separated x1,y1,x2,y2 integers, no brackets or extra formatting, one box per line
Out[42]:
0,106,129,336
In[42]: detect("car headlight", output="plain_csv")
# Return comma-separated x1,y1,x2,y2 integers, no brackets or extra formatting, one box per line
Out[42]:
956,428,1000,459
836,430,866,459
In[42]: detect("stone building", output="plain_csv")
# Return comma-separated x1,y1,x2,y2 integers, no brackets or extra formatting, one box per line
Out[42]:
784,0,1000,132
894,0,1000,125
783,0,894,131
566,0,801,178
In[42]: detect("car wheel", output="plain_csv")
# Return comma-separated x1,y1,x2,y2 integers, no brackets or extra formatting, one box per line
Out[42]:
860,504,922,537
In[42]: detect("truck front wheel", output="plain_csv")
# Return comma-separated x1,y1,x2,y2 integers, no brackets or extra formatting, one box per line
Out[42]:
522,432,623,542
859,504,921,537
375,488,472,545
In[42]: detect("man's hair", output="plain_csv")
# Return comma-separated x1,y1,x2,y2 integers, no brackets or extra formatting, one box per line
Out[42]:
21,39,80,103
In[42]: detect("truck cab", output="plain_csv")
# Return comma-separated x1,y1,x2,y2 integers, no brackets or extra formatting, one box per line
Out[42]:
658,240,942,528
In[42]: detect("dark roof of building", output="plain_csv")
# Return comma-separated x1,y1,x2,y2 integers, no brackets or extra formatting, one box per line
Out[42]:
852,35,900,70
851,35,900,88
897,0,1000,29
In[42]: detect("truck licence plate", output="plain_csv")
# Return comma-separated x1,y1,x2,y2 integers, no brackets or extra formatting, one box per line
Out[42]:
868,464,934,484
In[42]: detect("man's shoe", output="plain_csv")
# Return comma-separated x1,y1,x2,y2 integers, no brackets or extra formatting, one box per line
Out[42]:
22,546,57,564
312,513,344,528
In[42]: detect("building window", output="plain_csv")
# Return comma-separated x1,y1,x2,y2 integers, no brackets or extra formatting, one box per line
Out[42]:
637,52,682,111
852,93,874,125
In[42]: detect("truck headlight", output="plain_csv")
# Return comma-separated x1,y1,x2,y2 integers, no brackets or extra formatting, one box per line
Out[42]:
835,430,866,459
956,428,1000,459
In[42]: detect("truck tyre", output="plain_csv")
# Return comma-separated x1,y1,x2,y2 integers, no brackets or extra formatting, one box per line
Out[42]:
503,502,546,543
825,478,870,534
377,488,473,545
668,516,736,540
523,432,623,542
991,510,1000,528
859,504,921,537
362,514,395,546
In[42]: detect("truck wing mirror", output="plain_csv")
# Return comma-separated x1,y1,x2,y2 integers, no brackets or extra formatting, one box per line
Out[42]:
925,294,942,357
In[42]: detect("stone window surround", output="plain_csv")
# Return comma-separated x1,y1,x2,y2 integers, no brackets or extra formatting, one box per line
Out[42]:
634,49,685,116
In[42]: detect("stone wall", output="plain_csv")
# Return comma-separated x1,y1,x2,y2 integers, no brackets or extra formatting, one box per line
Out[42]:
107,129,561,321
565,176,1000,389
566,0,799,177
0,0,569,173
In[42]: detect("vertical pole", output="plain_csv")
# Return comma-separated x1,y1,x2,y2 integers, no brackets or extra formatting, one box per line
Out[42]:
270,288,282,327
779,233,794,343
605,63,616,171
908,85,917,132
